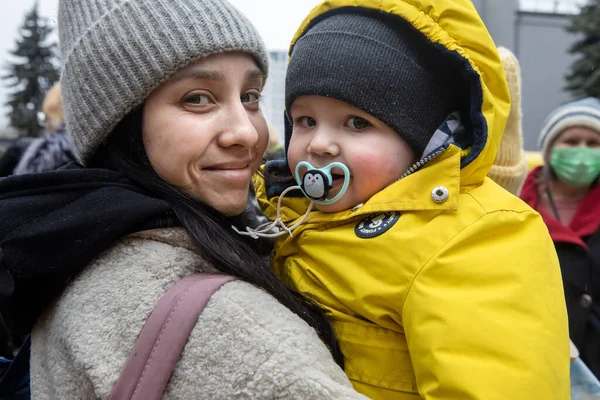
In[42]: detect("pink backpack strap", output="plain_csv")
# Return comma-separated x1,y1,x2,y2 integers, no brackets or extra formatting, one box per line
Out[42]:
109,273,238,400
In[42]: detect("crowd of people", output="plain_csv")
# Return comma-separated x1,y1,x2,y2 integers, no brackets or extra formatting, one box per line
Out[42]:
0,0,598,398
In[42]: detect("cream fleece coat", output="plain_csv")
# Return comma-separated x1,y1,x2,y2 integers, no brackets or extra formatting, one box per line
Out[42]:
31,228,365,399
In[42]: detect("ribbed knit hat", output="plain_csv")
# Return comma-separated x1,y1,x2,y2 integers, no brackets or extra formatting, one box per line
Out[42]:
285,9,465,156
58,0,269,164
488,47,528,196
538,97,600,159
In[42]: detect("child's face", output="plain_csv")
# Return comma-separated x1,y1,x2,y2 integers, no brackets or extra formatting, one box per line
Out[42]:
287,95,416,213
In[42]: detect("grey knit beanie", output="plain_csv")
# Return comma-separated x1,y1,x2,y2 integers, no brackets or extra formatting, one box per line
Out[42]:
59,0,269,164
285,9,465,156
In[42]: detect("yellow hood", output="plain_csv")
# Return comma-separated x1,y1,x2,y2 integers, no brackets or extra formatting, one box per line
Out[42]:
288,0,511,187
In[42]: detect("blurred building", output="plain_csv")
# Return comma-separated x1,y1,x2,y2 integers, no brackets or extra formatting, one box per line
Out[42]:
262,50,287,144
474,0,587,150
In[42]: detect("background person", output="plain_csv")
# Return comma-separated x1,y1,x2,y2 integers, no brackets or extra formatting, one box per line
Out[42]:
520,97,600,378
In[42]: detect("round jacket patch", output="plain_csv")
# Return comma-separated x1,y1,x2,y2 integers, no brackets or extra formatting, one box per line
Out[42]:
355,212,400,239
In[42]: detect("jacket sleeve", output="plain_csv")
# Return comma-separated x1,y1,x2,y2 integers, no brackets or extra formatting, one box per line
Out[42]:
403,209,570,400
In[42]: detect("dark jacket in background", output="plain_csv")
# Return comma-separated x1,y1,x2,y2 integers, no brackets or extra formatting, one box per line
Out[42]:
0,138,34,177
521,167,600,378
11,125,75,175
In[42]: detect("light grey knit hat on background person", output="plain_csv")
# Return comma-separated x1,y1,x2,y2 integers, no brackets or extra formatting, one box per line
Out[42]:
58,0,269,164
538,97,600,159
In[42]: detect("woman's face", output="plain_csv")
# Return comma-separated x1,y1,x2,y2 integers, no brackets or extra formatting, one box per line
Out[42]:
143,53,269,216
553,126,600,149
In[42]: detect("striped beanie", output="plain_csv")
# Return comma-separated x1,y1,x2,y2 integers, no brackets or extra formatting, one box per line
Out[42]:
58,0,269,165
538,97,600,158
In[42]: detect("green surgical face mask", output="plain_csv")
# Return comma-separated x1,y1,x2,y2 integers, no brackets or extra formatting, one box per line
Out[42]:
550,147,600,188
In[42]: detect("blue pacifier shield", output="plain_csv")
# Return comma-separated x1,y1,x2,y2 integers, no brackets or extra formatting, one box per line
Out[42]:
295,161,350,205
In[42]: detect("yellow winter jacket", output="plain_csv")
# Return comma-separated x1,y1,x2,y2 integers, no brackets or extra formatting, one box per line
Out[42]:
254,1,570,399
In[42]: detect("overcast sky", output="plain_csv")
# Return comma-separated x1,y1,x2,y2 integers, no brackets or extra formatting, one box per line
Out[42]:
0,0,321,128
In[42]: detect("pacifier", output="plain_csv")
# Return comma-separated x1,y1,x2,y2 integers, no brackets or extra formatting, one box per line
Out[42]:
294,161,350,205
232,161,351,239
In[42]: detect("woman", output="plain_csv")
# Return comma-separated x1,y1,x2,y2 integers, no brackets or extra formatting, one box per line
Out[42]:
0,0,366,398
521,97,600,378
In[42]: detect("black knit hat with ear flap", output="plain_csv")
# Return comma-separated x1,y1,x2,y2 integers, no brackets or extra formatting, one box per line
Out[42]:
285,8,466,157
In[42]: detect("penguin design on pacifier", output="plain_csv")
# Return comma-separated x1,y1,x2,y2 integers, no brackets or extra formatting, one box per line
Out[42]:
295,161,350,205
301,170,330,200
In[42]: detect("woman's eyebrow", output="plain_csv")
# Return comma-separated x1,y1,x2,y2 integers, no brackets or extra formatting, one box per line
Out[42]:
245,68,265,83
170,68,226,83
168,68,264,85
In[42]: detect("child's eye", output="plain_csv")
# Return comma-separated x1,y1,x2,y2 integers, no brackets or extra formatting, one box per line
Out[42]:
346,117,370,130
295,116,317,128
241,91,260,104
184,94,211,105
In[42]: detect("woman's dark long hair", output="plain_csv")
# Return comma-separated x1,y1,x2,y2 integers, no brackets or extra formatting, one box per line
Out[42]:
89,107,344,368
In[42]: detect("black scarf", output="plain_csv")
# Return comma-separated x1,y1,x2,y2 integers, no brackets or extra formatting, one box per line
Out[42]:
0,163,177,333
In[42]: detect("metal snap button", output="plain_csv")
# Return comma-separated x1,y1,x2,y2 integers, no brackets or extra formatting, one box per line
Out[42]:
431,186,449,204
580,294,593,309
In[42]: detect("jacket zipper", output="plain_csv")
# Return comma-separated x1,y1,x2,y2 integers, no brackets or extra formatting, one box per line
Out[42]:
400,147,446,180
